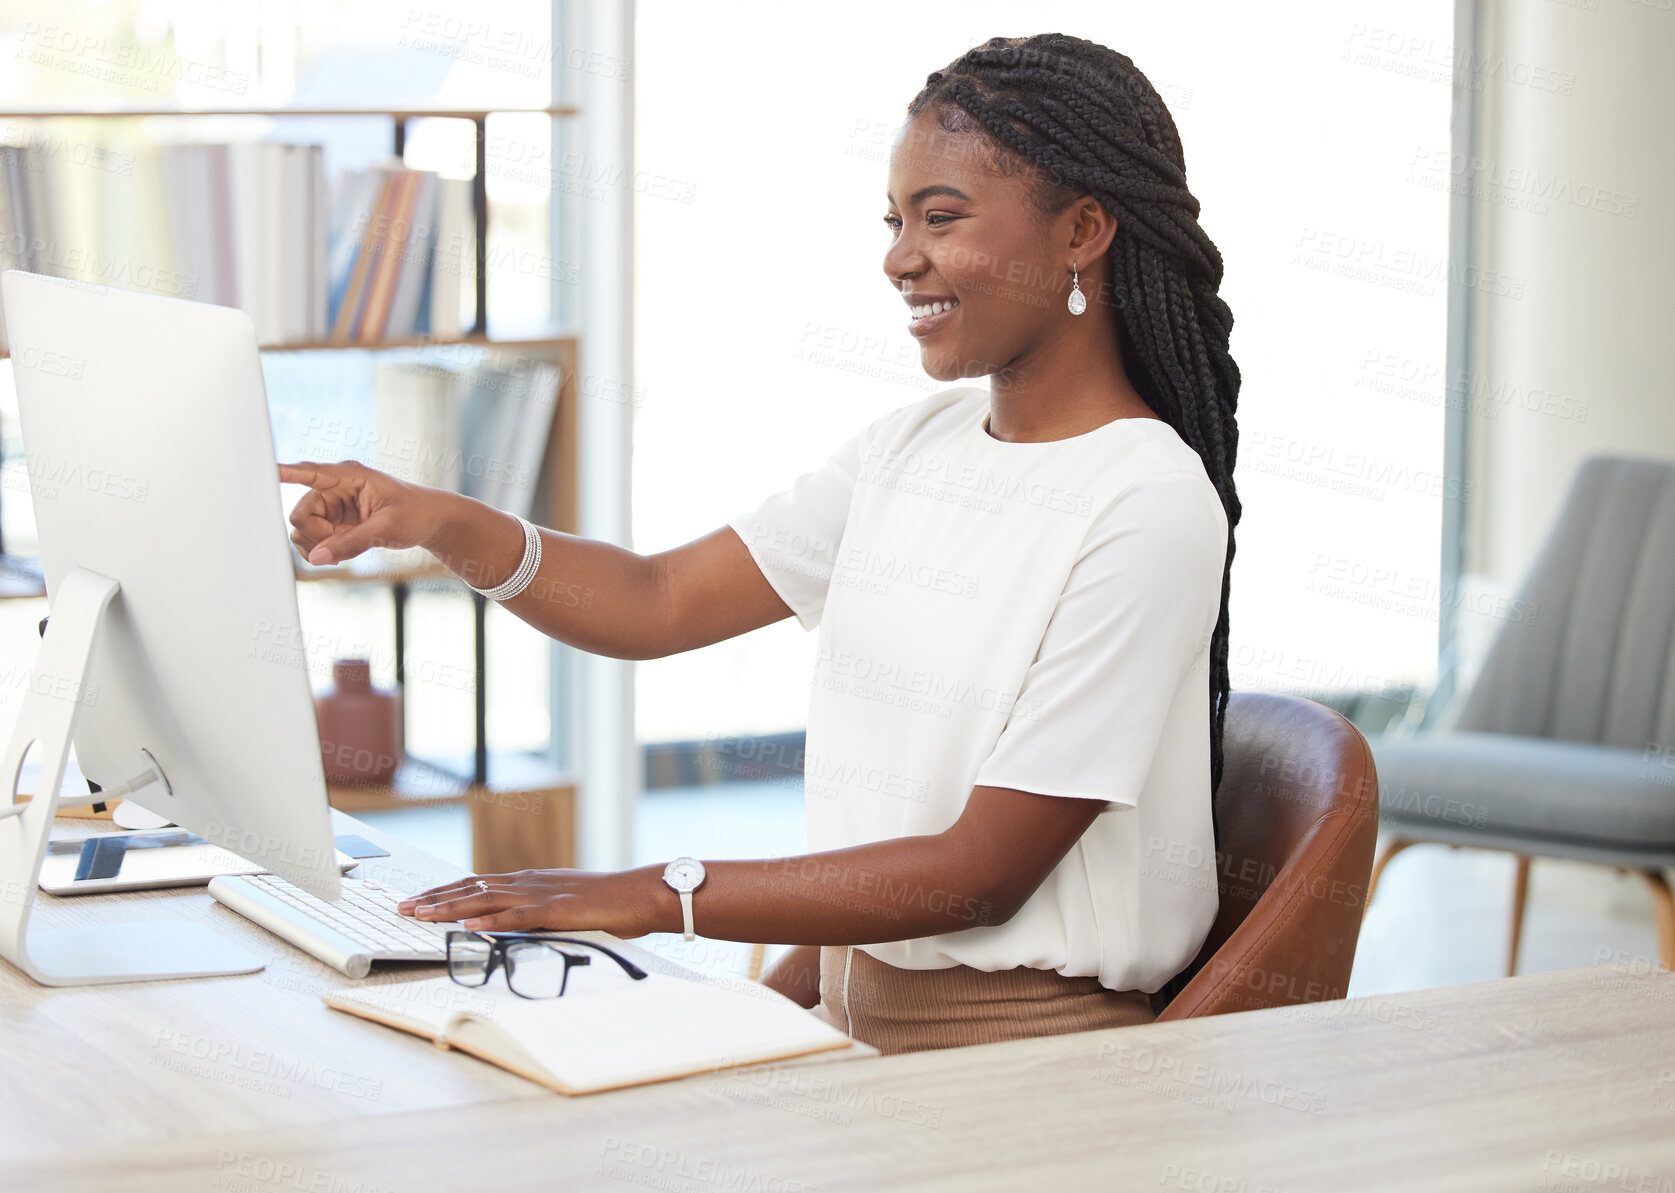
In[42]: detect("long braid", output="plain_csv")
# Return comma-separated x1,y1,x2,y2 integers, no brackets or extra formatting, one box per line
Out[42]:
907,36,1243,856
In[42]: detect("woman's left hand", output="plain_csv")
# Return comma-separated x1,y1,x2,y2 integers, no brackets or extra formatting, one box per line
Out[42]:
395,867,669,937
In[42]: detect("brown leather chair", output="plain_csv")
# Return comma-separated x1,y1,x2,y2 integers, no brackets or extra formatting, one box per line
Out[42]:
1154,692,1379,1020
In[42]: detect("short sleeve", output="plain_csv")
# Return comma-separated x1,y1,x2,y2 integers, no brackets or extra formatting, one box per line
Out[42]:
972,469,1228,810
726,426,865,631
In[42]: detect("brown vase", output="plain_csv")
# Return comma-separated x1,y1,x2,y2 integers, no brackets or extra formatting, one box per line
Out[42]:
315,658,404,785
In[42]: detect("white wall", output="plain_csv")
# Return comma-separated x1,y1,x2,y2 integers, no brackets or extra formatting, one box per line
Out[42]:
1465,0,1675,592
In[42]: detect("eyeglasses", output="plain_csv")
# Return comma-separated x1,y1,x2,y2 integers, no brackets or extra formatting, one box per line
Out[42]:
445,931,648,999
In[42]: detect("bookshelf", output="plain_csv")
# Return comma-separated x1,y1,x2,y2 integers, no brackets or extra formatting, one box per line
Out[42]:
0,104,582,870
0,103,576,344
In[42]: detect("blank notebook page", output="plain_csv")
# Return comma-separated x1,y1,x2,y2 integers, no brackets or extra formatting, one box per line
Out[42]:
329,966,850,1094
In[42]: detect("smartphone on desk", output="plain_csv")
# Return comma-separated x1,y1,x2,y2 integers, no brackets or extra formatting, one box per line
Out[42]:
39,829,360,895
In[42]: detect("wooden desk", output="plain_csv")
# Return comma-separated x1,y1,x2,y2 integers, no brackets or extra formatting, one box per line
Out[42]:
6,818,1674,1193
0,812,866,1173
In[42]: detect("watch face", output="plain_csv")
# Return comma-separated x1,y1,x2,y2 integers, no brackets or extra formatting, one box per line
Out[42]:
664,857,705,892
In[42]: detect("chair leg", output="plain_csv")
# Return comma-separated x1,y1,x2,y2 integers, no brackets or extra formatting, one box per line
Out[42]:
1634,870,1675,971
1363,837,1418,918
1508,855,1532,978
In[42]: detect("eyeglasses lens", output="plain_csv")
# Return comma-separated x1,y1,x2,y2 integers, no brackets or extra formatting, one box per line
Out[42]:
504,942,582,998
447,934,494,986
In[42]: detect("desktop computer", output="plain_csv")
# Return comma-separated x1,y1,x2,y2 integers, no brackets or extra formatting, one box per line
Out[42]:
0,270,444,985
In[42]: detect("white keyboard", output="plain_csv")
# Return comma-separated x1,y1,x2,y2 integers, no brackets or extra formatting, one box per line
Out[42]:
208,872,451,979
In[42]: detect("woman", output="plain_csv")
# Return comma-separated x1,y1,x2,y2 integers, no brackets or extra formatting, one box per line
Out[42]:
280,33,1241,1055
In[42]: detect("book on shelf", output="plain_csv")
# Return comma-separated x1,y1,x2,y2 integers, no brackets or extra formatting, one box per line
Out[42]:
323,953,853,1096
457,357,561,520
0,135,473,352
428,176,470,339
0,153,18,353
327,162,472,344
385,170,438,340
366,354,560,522
373,358,463,491
356,168,412,342
281,346,563,582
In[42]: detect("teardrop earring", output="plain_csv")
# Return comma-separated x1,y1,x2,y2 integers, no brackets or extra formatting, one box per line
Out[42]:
1067,264,1087,316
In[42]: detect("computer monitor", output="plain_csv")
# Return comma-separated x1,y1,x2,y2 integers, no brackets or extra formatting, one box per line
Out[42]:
0,270,342,986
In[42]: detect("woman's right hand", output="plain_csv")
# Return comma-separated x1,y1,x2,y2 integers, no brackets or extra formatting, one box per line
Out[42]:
278,460,451,567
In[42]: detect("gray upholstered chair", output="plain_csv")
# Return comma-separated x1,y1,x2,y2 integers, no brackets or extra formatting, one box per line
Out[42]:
1366,455,1675,974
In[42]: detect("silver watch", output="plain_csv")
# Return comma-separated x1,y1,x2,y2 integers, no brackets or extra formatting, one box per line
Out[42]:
662,856,707,941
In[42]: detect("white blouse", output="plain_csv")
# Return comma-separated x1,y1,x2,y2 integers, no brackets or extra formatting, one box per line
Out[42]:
728,384,1226,993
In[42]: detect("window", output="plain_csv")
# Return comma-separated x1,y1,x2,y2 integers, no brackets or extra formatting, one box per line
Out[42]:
632,1,1452,755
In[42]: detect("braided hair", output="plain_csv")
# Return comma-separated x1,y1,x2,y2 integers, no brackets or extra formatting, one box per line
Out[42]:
906,35,1242,839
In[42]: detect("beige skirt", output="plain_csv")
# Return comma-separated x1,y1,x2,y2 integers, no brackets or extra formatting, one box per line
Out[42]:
814,944,1155,1056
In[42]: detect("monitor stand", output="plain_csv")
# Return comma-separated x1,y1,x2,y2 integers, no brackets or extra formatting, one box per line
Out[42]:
0,567,264,986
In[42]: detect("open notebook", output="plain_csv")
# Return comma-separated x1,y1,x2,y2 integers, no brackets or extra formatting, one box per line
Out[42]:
324,956,852,1096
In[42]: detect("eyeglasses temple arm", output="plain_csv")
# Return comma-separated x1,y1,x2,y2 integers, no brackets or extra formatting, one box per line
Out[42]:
514,934,650,981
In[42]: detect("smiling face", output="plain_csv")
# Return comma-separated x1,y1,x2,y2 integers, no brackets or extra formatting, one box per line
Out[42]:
882,106,1084,384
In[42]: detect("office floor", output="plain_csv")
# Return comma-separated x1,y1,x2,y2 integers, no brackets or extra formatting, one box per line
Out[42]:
358,779,1670,995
